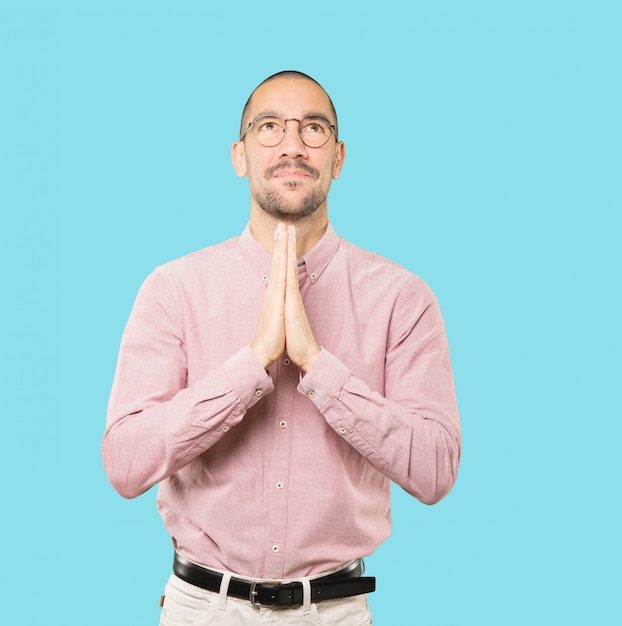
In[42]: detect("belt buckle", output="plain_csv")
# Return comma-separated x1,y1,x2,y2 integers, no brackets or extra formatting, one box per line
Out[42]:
249,580,295,606
249,580,260,605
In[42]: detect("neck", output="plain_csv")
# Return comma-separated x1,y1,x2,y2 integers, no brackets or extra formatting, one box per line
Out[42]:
249,206,328,258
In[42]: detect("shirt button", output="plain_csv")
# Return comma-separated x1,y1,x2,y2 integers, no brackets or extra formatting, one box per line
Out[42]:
275,481,284,489
262,275,268,282
272,545,279,553
283,358,291,366
307,390,316,398
222,425,229,432
255,389,263,397
339,427,347,435
311,272,317,280
279,421,287,428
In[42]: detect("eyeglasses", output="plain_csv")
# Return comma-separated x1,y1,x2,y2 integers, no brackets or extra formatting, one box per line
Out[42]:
241,115,337,148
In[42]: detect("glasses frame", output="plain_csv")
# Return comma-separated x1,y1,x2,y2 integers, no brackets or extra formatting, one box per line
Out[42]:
240,114,337,148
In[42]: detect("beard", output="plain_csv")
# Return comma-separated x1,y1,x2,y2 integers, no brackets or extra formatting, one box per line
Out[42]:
253,184,328,222
252,158,328,222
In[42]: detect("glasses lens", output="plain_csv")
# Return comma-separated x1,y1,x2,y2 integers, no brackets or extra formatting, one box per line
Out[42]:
252,116,285,147
299,117,333,147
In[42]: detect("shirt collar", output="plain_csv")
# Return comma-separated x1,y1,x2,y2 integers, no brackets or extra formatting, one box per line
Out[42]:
239,222,340,285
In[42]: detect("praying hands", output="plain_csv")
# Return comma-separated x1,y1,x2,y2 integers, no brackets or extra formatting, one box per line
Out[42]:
251,223,321,373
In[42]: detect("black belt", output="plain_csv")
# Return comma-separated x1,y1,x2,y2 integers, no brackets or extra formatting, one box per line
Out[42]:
173,553,376,607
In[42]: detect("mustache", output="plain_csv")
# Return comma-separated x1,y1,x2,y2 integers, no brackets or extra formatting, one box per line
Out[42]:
264,159,320,180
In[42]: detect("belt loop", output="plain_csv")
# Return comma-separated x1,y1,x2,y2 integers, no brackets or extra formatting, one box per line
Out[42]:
301,578,312,615
218,572,231,611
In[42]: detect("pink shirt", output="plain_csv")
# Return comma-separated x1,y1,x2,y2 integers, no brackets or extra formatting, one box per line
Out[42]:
103,224,461,579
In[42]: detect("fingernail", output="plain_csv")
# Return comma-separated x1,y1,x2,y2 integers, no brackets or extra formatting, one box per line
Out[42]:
274,223,285,240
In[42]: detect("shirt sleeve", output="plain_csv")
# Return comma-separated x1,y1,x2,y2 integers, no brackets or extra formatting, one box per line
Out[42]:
297,278,461,505
102,267,273,499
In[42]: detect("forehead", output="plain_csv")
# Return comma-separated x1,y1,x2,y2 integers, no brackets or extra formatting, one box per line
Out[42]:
248,78,334,121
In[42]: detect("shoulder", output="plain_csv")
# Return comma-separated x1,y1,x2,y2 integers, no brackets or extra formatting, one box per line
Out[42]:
153,236,241,282
163,236,240,273
335,236,439,314
337,237,425,286
135,236,242,301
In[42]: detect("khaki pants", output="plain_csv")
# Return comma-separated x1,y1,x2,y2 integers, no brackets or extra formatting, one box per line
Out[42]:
159,572,373,625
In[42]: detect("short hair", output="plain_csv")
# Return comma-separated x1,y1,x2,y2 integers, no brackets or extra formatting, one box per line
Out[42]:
239,71,339,141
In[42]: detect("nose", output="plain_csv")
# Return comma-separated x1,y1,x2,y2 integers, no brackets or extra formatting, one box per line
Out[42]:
279,119,308,158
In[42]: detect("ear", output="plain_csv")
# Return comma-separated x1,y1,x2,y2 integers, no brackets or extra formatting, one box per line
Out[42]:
231,141,248,177
332,141,346,180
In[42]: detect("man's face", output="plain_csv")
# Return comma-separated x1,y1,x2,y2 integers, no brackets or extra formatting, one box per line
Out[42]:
232,78,345,222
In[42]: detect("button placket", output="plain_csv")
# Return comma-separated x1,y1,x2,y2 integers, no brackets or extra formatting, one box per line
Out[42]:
266,357,294,573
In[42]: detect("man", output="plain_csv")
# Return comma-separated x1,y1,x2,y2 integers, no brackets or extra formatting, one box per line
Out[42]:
103,70,461,625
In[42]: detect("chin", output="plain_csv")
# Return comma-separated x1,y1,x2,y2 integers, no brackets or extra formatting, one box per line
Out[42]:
256,190,326,222
261,205,320,222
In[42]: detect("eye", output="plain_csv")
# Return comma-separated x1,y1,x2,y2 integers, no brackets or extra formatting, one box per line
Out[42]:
256,117,284,133
301,118,331,137
304,121,326,134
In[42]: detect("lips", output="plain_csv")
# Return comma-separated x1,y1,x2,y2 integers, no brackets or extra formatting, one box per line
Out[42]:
265,159,320,180
273,170,310,178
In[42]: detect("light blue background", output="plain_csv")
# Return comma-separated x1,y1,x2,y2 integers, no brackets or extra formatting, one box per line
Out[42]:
1,1,620,624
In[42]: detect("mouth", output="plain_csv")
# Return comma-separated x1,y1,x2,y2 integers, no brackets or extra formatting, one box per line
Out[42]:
265,160,320,181
273,170,311,179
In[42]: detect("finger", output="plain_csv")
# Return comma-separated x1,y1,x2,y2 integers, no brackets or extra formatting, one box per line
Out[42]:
286,225,298,296
283,225,321,372
266,223,287,294
274,221,285,241
251,225,288,368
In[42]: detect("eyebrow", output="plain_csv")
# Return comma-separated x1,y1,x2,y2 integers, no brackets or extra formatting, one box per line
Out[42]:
254,111,334,123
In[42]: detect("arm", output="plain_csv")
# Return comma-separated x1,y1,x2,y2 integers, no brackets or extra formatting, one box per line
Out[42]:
299,282,461,505
102,268,273,499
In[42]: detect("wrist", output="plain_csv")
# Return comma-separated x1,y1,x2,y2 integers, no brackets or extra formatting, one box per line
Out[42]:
251,342,277,370
298,346,321,374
